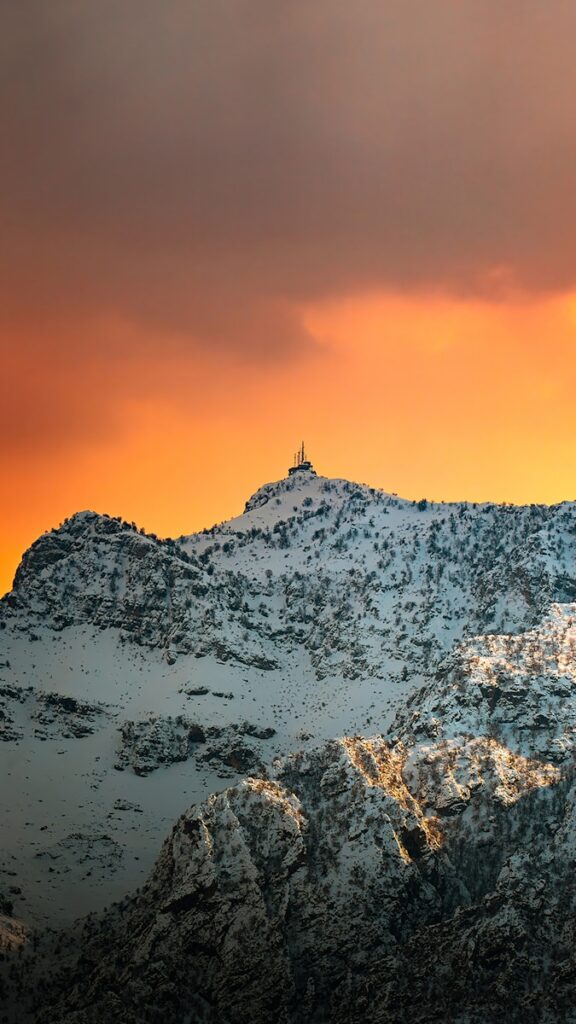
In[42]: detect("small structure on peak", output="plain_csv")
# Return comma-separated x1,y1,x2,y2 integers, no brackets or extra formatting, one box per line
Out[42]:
288,441,315,476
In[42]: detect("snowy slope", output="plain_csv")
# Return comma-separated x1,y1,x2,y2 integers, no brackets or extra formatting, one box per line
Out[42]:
2,463,576,929
11,730,576,1023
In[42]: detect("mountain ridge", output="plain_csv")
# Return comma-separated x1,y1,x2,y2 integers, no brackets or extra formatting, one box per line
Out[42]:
3,465,576,1021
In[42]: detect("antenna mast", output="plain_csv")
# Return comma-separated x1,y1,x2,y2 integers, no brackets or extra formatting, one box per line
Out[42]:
288,440,315,476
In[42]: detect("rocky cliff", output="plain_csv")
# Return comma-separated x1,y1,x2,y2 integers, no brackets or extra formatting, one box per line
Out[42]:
3,470,576,1021
10,614,576,1022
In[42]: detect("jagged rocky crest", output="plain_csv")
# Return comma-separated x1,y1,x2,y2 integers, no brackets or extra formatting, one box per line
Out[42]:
12,600,576,1022
4,470,576,1022
14,732,576,1023
4,475,576,680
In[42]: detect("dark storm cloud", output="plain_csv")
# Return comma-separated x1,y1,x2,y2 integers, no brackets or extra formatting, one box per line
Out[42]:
2,1,576,384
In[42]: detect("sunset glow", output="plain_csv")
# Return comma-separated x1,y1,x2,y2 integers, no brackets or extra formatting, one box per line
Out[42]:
3,289,576,596
3,2,576,595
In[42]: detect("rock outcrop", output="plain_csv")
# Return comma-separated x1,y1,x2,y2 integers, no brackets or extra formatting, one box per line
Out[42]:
115,716,274,776
13,727,576,1024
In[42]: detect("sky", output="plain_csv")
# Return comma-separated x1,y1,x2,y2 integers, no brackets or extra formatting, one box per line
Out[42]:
2,1,576,595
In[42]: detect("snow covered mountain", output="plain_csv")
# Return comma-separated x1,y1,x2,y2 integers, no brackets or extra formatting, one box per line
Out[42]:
3,460,576,1022
10,703,576,1022
9,469,576,678
2,464,576,927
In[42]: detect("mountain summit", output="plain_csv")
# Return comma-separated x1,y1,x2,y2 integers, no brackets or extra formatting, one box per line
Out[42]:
2,466,576,1020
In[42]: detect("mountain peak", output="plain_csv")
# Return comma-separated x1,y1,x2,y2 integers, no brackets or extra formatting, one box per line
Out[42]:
243,470,326,514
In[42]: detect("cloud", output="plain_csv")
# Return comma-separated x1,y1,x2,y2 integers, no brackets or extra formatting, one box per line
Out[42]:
2,1,576,452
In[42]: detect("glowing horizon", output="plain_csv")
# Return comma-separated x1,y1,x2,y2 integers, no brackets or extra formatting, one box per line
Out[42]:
3,286,576,598
3,4,576,596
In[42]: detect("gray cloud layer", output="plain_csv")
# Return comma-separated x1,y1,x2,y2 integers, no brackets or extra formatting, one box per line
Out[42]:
2,0,576,360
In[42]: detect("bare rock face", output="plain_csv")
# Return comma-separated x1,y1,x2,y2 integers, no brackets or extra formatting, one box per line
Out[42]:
0,683,110,743
17,730,572,1024
115,716,207,775
115,716,275,776
396,603,576,763
32,692,111,740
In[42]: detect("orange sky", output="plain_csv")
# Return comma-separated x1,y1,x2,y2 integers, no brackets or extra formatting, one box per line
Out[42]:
3,4,576,595
2,289,576,597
